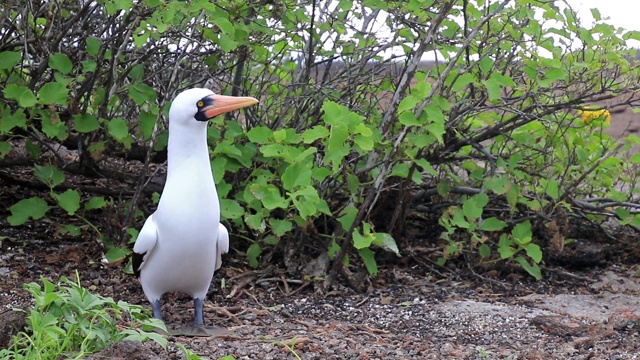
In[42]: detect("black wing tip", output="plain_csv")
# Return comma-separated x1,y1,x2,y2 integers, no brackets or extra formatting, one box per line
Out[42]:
131,251,145,278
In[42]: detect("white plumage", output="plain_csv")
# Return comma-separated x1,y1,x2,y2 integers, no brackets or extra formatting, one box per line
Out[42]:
132,88,257,329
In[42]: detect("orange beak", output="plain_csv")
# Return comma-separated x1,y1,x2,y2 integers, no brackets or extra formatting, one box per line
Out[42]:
195,94,259,121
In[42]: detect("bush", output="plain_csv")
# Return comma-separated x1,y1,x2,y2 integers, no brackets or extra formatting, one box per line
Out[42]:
2,1,640,283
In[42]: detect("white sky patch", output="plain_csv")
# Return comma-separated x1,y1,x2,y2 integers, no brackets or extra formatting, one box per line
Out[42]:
566,0,640,47
315,1,640,63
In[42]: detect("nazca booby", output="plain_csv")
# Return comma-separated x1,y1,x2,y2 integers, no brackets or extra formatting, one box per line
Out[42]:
132,88,258,332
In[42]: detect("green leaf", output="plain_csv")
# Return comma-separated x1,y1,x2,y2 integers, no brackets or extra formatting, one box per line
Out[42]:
498,244,516,259
372,232,399,255
25,139,41,158
413,158,436,176
478,56,494,74
426,118,445,143
451,72,475,92
217,32,239,52
423,102,444,122
248,183,288,210
138,112,156,140
49,53,73,74
60,224,82,236
514,256,541,280
353,228,374,249
478,244,491,258
86,37,102,57
220,199,244,220
244,213,265,232
263,188,290,210
497,234,516,259
214,17,235,36
397,95,419,113
214,141,242,158
337,206,358,231
273,129,287,143
481,78,501,101
354,134,374,151
73,113,100,133
0,141,10,158
40,111,68,140
541,178,559,200
390,162,410,178
324,123,350,171
512,221,532,245
108,118,129,141
321,101,342,125
263,235,279,246
462,194,489,220
128,82,156,105
524,243,542,263
104,246,131,263
53,189,81,215
0,107,27,133
85,196,107,210
82,60,98,74
302,126,329,143
246,243,261,268
490,72,515,87
3,84,37,107
485,177,511,195
327,239,340,259
479,217,507,231
0,51,21,69
269,219,293,236
437,181,450,196
358,248,378,276
545,68,567,81
8,197,50,225
34,164,65,188
291,186,327,219
398,111,422,126
38,82,69,105
247,126,273,144
281,161,312,191
259,144,289,160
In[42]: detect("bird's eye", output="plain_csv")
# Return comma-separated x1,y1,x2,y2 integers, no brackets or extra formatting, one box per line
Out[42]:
197,101,204,107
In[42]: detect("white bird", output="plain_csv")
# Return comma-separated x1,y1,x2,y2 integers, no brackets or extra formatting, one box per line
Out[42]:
132,88,258,334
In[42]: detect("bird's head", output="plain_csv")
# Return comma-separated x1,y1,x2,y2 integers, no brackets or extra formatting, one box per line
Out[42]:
169,88,259,127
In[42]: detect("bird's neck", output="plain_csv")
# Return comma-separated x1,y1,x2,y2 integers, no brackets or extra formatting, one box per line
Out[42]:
166,123,212,179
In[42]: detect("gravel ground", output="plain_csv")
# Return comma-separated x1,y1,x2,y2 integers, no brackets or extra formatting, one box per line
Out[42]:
1,235,640,360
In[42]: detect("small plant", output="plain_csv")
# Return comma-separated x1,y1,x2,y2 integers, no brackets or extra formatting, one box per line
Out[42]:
0,273,166,360
276,337,303,360
256,335,302,360
176,344,205,360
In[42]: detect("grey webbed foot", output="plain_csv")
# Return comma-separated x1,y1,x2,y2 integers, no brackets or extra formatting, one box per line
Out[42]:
168,325,235,337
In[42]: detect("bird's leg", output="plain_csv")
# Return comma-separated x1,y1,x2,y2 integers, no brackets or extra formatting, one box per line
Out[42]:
171,297,232,337
194,298,204,326
151,299,163,320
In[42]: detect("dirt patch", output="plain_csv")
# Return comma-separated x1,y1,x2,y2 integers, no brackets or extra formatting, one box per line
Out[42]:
1,233,640,359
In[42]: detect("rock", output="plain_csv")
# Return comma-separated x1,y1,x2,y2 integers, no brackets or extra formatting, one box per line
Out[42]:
84,340,164,360
0,309,26,349
522,293,640,323
530,315,588,336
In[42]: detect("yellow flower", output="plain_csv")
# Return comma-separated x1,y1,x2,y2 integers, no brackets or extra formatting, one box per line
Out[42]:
577,108,611,124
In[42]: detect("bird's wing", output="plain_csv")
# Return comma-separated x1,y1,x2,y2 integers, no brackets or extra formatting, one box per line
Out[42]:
132,215,158,277
215,223,229,270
